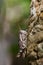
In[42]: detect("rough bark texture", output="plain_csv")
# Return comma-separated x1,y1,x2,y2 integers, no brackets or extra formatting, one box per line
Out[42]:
27,0,43,65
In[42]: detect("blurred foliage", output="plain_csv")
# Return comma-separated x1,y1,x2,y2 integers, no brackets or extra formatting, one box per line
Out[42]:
0,0,31,55
8,44,19,56
6,0,31,7
0,0,6,38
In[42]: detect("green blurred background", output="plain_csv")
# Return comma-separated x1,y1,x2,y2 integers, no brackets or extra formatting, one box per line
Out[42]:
0,0,31,55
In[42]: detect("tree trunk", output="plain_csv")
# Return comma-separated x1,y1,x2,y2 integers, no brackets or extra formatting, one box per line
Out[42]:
27,0,43,65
